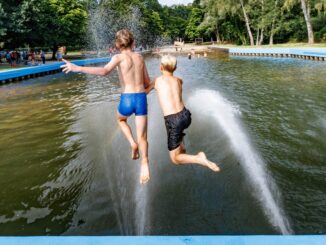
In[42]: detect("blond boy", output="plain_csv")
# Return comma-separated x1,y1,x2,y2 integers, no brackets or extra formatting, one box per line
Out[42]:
61,29,151,184
147,55,220,171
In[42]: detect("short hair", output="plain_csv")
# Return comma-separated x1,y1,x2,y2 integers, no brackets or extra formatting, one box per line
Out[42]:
115,29,134,50
161,54,177,72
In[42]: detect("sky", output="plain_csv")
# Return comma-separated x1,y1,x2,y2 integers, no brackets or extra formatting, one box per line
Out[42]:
158,0,193,6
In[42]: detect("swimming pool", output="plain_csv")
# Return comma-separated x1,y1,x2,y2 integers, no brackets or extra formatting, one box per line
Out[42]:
0,54,325,235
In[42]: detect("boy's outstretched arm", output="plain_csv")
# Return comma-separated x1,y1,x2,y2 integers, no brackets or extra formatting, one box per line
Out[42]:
61,55,120,76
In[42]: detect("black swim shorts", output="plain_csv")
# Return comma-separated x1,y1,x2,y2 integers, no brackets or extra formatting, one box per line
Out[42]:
164,107,192,151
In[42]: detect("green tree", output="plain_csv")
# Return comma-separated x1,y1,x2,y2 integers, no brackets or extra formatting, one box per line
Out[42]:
47,0,87,58
160,5,192,40
239,0,255,45
283,0,323,43
312,2,326,42
185,7,204,40
0,3,6,38
245,0,275,45
200,0,244,43
269,0,282,45
200,0,256,45
0,0,25,47
199,0,222,42
142,6,164,43
1,0,87,56
210,0,258,43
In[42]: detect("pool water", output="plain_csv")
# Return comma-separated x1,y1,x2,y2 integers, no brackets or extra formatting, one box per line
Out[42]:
0,54,325,235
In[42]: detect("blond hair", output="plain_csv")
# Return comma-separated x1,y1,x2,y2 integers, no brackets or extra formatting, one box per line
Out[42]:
161,54,177,72
115,29,134,50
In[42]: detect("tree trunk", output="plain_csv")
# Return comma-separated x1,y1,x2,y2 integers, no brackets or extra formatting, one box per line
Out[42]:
240,0,254,46
256,29,260,46
259,28,264,45
258,0,264,46
269,22,274,45
240,35,247,45
216,23,221,44
300,0,314,44
269,0,278,45
52,44,58,60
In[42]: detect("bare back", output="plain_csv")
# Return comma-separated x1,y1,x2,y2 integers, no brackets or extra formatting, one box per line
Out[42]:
155,75,184,116
114,51,147,93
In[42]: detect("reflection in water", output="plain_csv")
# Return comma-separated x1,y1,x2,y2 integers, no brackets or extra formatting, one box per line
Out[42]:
0,55,325,235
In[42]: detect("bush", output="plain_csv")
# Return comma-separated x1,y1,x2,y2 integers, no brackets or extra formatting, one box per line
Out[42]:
315,26,326,42
312,16,326,42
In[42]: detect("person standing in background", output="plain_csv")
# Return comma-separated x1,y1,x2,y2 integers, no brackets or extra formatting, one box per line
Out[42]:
40,50,46,64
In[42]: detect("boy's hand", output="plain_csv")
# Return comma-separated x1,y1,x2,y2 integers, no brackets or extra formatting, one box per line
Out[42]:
145,82,155,94
60,59,81,73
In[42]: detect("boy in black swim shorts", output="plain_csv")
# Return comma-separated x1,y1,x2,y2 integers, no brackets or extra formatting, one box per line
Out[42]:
146,55,220,172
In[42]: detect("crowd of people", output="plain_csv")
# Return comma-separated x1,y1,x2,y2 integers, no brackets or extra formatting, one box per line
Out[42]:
0,50,47,67
0,45,143,68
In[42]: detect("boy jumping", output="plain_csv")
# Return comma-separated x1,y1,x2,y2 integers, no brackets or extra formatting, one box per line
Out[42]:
147,55,220,171
61,29,151,184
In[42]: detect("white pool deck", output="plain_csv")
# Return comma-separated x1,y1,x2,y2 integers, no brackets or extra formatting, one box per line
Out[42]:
209,46,326,60
0,235,325,244
229,47,326,57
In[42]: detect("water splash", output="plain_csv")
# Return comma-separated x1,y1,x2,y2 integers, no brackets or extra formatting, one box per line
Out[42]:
86,4,162,52
135,185,148,235
85,3,152,235
187,89,292,234
78,103,141,234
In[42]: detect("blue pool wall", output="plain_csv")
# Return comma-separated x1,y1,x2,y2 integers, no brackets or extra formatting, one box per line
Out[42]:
0,235,326,245
0,57,111,84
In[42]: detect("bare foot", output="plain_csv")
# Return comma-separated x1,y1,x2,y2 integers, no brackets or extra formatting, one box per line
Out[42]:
198,152,220,172
131,143,139,160
140,161,150,184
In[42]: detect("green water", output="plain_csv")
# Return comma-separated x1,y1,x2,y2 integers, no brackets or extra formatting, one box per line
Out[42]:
0,55,325,235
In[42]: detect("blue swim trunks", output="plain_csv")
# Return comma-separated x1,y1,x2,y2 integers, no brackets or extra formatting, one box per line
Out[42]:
118,92,147,117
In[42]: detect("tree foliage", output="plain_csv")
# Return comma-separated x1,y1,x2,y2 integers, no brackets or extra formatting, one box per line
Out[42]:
1,0,325,50
1,0,87,51
160,5,192,40
185,7,204,40
0,3,6,37
199,0,326,45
